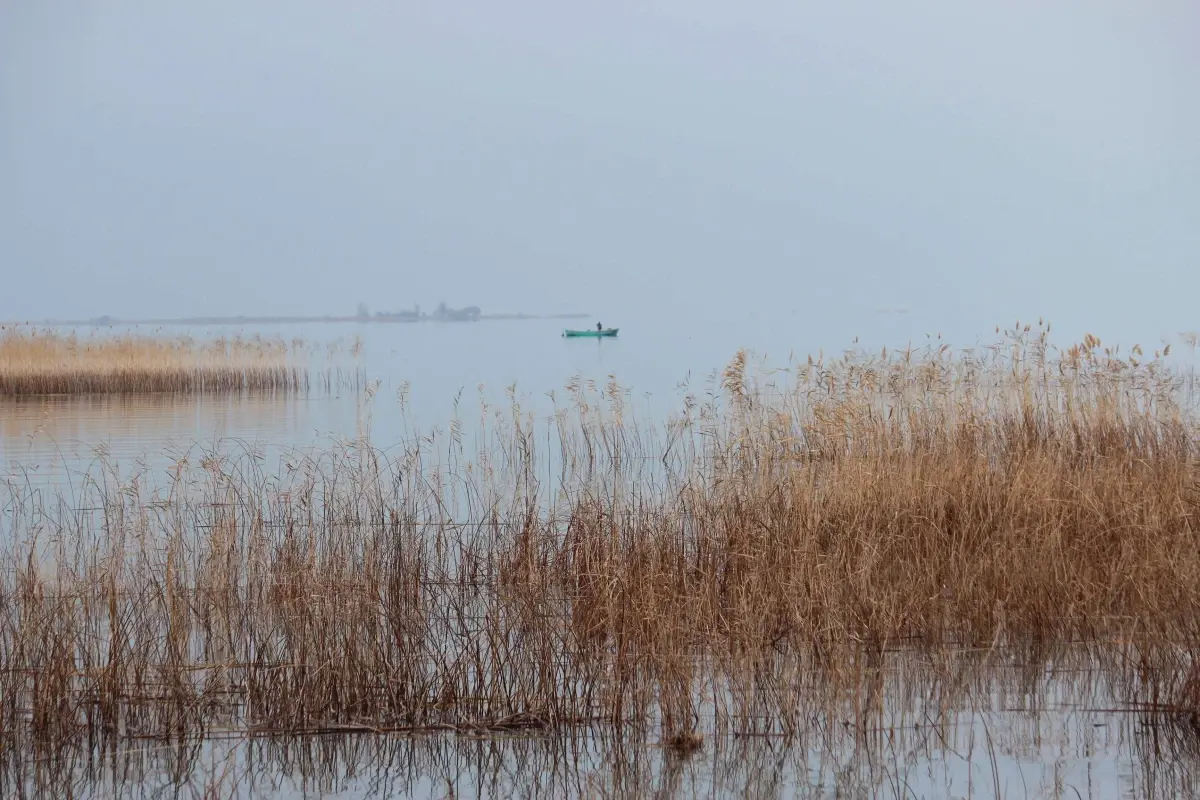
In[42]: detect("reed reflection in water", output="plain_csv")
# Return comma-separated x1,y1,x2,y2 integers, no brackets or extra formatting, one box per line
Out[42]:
6,653,1200,800
0,391,365,493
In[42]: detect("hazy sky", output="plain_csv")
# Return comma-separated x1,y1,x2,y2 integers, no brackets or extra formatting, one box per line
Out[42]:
2,0,1197,342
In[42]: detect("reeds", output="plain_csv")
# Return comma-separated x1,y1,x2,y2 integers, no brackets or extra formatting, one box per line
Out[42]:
0,328,327,395
1,321,1199,758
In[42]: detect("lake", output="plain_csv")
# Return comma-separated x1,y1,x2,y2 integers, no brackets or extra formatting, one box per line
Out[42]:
0,312,936,492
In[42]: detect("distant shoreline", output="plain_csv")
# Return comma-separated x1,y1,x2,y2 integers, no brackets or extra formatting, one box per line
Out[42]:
6,312,592,328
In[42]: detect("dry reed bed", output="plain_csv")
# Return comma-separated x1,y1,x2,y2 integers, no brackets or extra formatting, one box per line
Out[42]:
0,328,362,395
2,322,1200,751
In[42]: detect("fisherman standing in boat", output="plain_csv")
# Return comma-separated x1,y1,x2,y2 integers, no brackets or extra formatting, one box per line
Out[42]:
597,321,603,331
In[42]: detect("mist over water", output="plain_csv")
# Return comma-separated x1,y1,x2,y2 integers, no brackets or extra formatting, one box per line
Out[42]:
3,1,1199,796
2,1,1198,340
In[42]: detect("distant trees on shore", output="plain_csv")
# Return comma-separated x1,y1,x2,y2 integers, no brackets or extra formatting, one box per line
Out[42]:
359,302,480,322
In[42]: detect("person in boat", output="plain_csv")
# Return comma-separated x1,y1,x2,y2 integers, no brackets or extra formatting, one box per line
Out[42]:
596,322,603,331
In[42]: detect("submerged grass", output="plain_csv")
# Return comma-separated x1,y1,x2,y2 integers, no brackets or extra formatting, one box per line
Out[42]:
0,327,362,395
1,321,1199,764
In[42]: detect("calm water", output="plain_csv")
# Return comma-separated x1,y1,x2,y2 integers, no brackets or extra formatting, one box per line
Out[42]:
8,655,1195,799
0,313,935,492
5,314,1194,485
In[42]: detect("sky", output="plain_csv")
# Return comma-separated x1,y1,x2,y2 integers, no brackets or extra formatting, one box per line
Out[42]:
1,0,1197,344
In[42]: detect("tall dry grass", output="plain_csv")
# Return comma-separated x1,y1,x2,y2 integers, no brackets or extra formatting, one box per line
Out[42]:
1,321,1199,758
0,327,353,395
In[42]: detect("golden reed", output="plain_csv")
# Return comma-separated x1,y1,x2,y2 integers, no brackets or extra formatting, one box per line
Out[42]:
0,327,314,395
1,321,1198,753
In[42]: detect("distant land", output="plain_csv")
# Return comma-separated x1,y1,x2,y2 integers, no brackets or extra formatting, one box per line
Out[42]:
11,309,592,328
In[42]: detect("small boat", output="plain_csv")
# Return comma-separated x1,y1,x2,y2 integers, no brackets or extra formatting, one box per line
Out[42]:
564,328,619,338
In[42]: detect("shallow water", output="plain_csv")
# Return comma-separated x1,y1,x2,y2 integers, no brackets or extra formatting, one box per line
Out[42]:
8,655,1198,799
0,320,652,492
0,313,955,493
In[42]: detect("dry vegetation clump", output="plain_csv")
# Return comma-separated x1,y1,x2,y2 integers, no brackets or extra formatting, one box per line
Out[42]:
1,321,1199,755
0,327,359,395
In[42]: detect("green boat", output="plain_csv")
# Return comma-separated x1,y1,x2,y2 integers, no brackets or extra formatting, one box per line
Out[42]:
564,328,619,338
